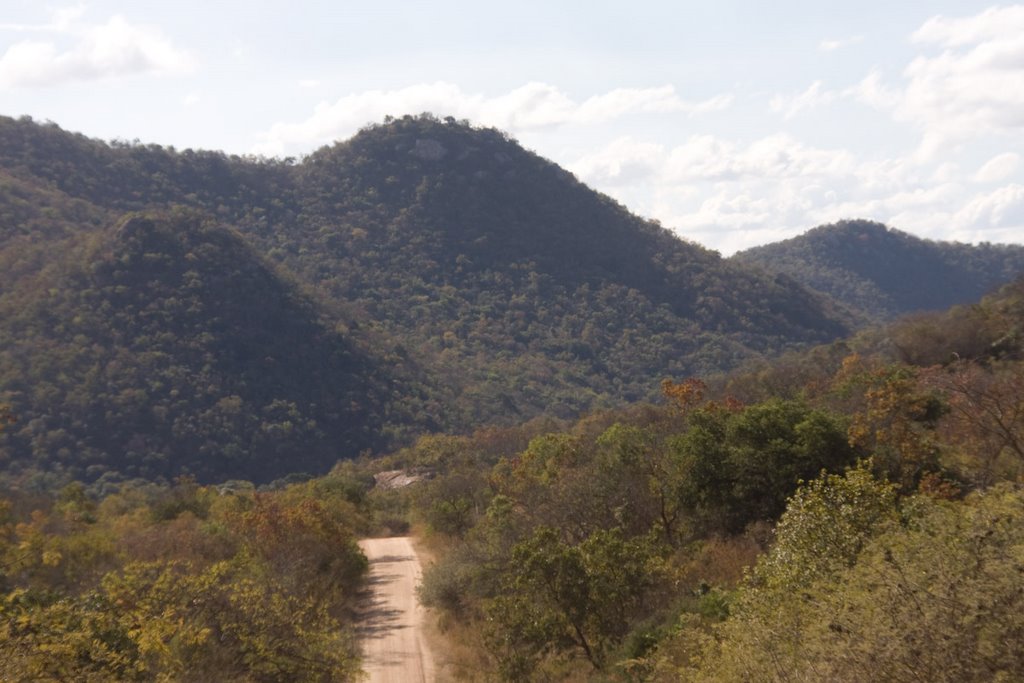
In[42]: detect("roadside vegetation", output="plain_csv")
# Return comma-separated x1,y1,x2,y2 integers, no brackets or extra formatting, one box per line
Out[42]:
397,277,1024,681
1,111,1023,680
2,278,1023,681
0,463,373,681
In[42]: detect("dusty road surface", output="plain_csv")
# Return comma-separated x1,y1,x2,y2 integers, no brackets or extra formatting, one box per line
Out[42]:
357,537,436,683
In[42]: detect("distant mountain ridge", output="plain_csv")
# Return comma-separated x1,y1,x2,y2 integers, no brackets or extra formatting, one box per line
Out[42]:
0,114,855,483
733,219,1024,321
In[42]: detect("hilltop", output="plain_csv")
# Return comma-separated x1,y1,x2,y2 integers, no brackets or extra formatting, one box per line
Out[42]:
0,114,851,483
733,219,1024,321
0,210,393,484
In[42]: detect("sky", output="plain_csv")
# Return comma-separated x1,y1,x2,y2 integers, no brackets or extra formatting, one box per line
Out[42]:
1,1,1022,255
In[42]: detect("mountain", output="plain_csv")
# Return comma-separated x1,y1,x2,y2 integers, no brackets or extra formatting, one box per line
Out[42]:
0,210,397,484
272,117,851,417
733,219,1024,321
0,114,852,484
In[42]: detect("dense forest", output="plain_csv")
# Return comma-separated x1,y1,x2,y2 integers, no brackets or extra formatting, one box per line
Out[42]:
3,277,1022,680
5,116,1020,487
0,210,392,485
400,276,1024,680
3,113,1024,681
733,219,1024,322
0,114,852,486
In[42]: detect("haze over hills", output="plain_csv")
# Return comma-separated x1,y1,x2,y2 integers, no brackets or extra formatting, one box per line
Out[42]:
2,114,1021,484
733,219,1024,322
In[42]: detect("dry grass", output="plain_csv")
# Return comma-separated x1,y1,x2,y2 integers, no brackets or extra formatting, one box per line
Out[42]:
677,528,768,589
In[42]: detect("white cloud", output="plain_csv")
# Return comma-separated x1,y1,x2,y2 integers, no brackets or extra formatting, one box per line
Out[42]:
568,136,665,186
183,91,201,107
974,153,1020,183
51,5,88,31
238,7,1023,253
955,184,1024,228
670,133,857,183
569,120,1023,254
770,81,838,119
855,6,1024,159
850,69,902,111
912,6,1024,47
569,134,874,253
931,162,961,183
824,183,961,222
0,4,86,33
251,81,732,156
819,35,864,52
0,12,195,88
820,6,1024,163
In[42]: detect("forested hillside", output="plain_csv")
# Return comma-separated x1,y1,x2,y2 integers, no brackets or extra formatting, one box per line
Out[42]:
3,277,1022,680
0,210,394,485
0,114,852,484
395,277,1024,681
2,107,1023,677
733,219,1024,321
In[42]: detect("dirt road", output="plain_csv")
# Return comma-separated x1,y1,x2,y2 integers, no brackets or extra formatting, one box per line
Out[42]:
357,537,436,683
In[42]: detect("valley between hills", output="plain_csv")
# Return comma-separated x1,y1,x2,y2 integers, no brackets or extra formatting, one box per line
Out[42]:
1,114,1023,681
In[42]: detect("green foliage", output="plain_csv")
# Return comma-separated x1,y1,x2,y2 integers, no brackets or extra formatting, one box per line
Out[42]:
0,114,853,484
841,359,946,489
485,526,660,677
0,403,13,433
734,219,1024,322
0,478,368,681
239,490,368,601
673,399,858,531
693,480,1024,683
0,588,142,682
101,559,357,682
928,359,1024,485
0,210,390,484
750,462,898,591
417,543,481,618
4,114,1024,682
411,272,1024,681
413,395,867,679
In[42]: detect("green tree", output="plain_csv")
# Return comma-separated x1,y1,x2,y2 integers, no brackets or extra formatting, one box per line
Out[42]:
101,559,359,681
690,465,898,681
485,526,658,678
691,481,1024,683
673,399,856,531
0,588,143,682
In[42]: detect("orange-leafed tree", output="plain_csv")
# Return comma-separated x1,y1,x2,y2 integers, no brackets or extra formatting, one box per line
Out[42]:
835,355,945,490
